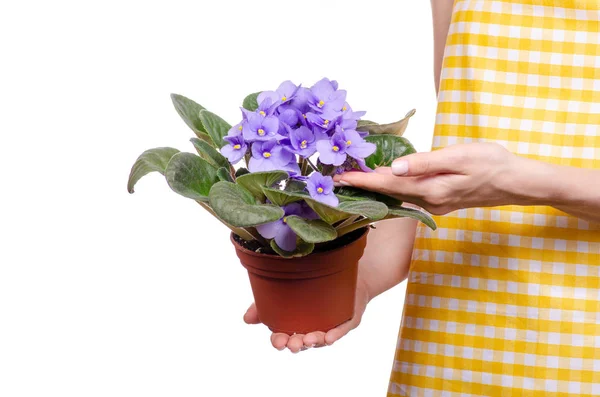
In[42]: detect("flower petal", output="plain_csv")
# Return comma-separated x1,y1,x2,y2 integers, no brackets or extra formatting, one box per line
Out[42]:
256,220,284,239
275,225,297,252
257,91,279,106
347,142,377,159
315,192,339,207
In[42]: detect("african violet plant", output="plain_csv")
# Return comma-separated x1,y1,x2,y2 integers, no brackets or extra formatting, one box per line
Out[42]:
127,78,436,257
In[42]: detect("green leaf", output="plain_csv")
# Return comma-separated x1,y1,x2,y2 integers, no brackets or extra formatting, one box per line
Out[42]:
236,171,289,202
299,194,352,225
286,192,387,223
170,94,209,140
235,167,250,178
242,92,261,111
387,206,437,230
338,200,389,221
165,152,219,201
262,187,303,206
209,181,284,227
198,109,232,148
190,137,230,169
284,179,307,193
364,135,416,168
217,167,234,182
127,147,180,193
356,109,415,136
285,216,337,243
335,186,403,207
270,239,314,258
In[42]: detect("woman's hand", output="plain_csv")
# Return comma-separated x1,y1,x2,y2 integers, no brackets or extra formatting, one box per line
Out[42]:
243,276,370,353
334,143,527,215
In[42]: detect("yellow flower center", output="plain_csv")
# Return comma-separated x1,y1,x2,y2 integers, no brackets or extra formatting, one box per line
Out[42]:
317,187,324,194
342,106,347,111
332,145,340,152
283,216,288,223
233,144,241,150
238,125,243,130
281,96,287,101
300,140,307,149
318,100,325,108
259,110,266,116
302,113,307,119
346,140,352,146
263,152,271,158
324,119,329,125
257,128,265,136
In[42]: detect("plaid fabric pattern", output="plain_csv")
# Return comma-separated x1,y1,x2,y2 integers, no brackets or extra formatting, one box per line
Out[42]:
388,1,600,395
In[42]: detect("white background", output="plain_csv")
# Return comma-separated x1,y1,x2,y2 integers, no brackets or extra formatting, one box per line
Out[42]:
0,1,437,396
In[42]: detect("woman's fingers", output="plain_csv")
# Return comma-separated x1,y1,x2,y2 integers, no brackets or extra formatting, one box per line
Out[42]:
391,148,462,176
243,303,261,324
303,331,326,348
325,315,361,346
286,334,306,353
271,333,289,351
334,172,400,195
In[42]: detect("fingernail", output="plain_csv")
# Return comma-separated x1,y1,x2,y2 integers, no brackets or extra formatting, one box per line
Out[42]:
276,346,285,351
392,160,408,175
338,180,352,187
309,344,316,348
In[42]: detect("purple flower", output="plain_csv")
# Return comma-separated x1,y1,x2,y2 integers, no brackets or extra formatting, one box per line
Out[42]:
355,158,374,173
340,102,367,133
277,108,299,135
243,112,280,142
307,172,339,207
256,202,317,251
288,125,317,158
240,97,277,122
282,159,302,175
342,102,366,122
316,131,348,166
307,78,347,115
340,128,376,160
248,140,293,173
289,87,311,113
305,110,339,135
258,81,300,107
221,134,247,164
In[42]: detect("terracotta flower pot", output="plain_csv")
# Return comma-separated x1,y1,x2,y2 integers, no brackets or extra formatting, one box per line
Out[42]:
232,228,369,335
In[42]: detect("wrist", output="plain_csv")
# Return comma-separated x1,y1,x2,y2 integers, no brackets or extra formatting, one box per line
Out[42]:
501,154,560,206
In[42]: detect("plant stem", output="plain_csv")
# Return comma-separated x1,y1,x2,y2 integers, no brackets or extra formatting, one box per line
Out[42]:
300,157,309,175
196,201,255,241
306,157,319,172
336,215,360,229
336,217,374,238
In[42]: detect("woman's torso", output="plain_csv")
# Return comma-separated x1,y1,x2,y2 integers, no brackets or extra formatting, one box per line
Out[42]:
389,1,600,396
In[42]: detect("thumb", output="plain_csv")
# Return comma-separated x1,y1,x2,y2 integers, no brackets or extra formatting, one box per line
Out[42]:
391,151,453,176
243,303,261,325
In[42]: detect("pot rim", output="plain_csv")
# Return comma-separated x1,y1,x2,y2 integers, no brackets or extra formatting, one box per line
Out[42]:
230,226,369,260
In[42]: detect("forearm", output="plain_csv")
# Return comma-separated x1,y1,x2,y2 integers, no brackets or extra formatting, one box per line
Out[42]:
357,217,417,301
506,155,600,223
430,0,454,94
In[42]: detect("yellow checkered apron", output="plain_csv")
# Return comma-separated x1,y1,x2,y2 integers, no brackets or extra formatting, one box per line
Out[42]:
388,1,600,396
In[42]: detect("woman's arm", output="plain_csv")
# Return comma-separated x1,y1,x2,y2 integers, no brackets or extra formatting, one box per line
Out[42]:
334,143,600,224
431,0,455,93
509,155,600,223
359,217,418,300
